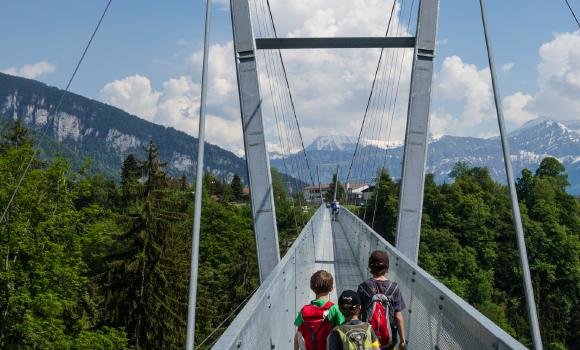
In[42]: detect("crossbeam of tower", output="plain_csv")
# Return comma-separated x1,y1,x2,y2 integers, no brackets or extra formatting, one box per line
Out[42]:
230,0,440,281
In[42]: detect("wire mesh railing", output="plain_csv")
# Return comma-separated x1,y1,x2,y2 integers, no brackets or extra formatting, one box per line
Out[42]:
339,208,526,350
213,206,527,349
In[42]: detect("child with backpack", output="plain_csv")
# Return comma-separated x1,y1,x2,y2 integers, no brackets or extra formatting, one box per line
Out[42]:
357,250,407,350
294,270,345,350
327,290,380,350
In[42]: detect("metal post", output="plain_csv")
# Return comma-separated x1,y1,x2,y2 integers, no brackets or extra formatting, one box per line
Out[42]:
186,0,211,348
230,0,280,282
396,0,439,262
316,165,323,203
478,1,543,348
333,165,340,202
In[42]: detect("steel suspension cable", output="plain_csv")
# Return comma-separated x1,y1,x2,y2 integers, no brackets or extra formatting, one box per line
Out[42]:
347,0,405,210
0,0,113,225
371,0,416,229
361,0,411,220
479,0,543,348
265,0,317,188
342,0,398,194
564,0,580,29
360,0,410,189
345,0,407,208
255,0,309,220
251,0,304,229
194,285,259,350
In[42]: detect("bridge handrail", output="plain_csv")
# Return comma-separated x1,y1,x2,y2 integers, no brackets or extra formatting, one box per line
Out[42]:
212,206,323,349
213,206,528,349
340,207,526,350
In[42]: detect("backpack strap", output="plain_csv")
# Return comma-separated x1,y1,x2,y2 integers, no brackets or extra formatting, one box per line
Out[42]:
320,301,333,311
360,279,375,297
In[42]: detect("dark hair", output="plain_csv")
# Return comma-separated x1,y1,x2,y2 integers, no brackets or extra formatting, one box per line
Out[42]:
368,250,389,276
310,270,333,294
339,304,360,319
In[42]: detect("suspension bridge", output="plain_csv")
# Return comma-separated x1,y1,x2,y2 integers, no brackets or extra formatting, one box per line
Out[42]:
198,0,544,349
3,0,579,349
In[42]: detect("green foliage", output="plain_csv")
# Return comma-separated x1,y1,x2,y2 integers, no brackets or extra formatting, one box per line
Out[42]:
0,72,247,182
271,168,313,255
2,119,577,349
101,141,190,349
0,123,263,349
326,173,345,203
0,123,129,349
360,161,579,349
230,174,244,201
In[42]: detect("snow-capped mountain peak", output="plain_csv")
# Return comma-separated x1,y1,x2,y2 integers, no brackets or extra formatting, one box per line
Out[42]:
271,117,580,194
307,135,358,151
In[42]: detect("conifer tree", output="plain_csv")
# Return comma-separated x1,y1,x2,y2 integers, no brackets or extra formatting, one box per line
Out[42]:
325,173,344,202
121,154,140,205
231,174,243,201
103,141,188,349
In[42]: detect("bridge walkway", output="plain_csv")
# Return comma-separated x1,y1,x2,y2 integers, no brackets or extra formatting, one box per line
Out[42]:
213,207,527,350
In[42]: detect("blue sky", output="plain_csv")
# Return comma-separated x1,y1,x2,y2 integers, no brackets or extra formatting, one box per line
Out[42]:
1,0,579,154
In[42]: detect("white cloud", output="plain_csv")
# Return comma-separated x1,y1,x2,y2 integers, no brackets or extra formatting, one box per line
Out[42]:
100,75,161,119
99,1,419,154
99,72,245,155
501,62,514,73
527,31,580,121
429,112,461,137
430,31,580,137
432,55,493,135
503,92,537,126
2,61,56,79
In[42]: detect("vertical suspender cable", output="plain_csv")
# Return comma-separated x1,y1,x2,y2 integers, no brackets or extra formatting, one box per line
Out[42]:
186,0,212,348
478,1,543,349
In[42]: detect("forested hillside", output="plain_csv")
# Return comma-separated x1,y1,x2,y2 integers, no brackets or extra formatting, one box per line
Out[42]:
1,120,578,349
359,163,579,349
0,72,246,181
0,121,309,349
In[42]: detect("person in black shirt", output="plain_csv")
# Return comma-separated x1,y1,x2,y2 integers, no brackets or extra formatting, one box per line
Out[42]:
357,250,407,350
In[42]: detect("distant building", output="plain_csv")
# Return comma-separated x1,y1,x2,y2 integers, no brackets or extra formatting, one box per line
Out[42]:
345,183,370,204
303,183,331,203
360,185,376,203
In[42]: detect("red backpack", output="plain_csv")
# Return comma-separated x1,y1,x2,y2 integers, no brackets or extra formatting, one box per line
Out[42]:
361,280,398,348
297,301,334,350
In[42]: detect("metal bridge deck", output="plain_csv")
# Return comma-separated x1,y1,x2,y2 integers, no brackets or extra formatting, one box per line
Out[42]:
314,209,365,298
213,207,528,350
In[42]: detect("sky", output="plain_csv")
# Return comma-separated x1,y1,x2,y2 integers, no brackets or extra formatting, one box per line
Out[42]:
1,0,579,156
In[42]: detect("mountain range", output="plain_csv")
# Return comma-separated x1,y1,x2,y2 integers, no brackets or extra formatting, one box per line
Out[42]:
271,118,580,194
0,72,246,181
1,72,578,194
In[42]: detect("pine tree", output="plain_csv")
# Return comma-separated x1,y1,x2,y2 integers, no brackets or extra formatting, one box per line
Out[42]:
103,141,189,349
121,154,140,205
325,173,345,203
4,120,32,148
231,174,243,201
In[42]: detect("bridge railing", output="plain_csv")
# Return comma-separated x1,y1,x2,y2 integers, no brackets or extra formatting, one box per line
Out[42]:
212,206,323,349
213,206,527,349
340,208,526,350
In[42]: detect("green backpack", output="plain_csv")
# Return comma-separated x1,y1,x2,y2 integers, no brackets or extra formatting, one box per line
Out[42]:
335,323,374,350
